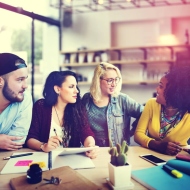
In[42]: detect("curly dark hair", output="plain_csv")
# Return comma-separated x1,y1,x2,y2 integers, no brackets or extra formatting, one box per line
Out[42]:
42,70,89,139
164,63,190,113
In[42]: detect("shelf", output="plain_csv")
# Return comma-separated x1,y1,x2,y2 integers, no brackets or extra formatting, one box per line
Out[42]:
61,62,99,67
60,44,190,54
61,59,174,68
60,45,189,87
78,80,159,86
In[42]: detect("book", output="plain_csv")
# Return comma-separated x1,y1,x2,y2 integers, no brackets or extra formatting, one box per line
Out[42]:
10,166,101,190
1,150,95,174
132,159,190,190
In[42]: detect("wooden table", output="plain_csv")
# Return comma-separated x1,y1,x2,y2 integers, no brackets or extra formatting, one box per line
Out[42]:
0,146,188,190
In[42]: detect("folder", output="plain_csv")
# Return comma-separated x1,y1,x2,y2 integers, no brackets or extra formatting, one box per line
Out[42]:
132,159,190,190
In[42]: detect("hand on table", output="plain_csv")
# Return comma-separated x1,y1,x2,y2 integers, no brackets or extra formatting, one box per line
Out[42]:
149,140,182,155
0,134,24,150
164,142,182,155
183,148,190,154
85,143,99,159
156,141,182,155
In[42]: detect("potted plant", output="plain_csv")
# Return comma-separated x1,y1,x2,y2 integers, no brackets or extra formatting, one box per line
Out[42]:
107,136,134,189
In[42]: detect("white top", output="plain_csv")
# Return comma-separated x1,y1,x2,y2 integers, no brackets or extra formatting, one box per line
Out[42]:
49,118,63,139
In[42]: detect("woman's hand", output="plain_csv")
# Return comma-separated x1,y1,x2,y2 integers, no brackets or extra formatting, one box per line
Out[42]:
149,140,182,155
85,144,99,159
84,136,99,159
164,142,182,155
42,136,62,152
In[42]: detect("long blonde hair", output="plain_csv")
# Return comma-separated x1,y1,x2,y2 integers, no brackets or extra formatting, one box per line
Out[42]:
90,62,122,102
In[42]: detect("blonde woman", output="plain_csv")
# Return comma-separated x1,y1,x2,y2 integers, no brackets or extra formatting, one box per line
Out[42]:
82,62,143,146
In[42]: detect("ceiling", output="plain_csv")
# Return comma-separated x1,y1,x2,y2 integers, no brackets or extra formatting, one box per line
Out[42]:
50,0,190,13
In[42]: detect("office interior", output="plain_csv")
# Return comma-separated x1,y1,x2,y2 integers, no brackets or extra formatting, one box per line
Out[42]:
0,0,190,105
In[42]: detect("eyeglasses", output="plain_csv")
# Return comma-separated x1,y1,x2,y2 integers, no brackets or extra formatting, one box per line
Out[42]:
100,77,120,85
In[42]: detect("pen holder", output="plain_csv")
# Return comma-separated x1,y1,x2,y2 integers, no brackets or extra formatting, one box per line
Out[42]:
27,163,42,184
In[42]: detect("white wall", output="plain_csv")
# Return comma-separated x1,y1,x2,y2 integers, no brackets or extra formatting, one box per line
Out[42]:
62,5,190,51
56,5,190,103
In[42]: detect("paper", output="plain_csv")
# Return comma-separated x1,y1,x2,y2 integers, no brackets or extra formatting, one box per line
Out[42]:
15,160,33,166
0,150,95,174
58,146,99,156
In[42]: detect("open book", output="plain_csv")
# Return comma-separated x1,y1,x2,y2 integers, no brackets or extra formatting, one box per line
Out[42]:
132,159,190,190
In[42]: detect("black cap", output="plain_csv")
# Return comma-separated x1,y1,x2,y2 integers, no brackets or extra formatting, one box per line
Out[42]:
0,53,27,76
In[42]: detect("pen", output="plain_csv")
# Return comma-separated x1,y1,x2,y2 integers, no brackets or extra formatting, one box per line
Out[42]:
53,128,62,146
163,164,183,178
48,151,52,170
3,153,33,160
53,128,58,136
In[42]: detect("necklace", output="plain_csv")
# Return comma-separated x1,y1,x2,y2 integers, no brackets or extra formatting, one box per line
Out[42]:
54,106,63,127
54,106,70,147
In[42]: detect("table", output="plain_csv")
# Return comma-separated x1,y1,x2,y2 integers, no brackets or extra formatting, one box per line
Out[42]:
0,146,189,190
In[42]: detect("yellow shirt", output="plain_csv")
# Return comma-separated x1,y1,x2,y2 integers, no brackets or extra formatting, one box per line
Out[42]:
134,98,190,147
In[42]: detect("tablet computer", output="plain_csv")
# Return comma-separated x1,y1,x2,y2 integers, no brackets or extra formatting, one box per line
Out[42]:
58,146,99,156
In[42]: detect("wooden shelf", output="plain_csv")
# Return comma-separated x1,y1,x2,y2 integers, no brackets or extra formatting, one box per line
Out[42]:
61,59,174,68
60,44,189,86
60,44,190,54
78,80,159,86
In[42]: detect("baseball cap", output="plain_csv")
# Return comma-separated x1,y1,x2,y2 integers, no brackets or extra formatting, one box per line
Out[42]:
0,53,27,76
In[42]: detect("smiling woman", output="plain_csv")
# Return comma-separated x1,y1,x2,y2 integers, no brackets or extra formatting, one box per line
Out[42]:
82,62,144,147
134,63,190,155
25,70,97,159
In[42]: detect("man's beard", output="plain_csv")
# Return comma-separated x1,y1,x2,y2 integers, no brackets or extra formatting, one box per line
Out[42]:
2,81,24,102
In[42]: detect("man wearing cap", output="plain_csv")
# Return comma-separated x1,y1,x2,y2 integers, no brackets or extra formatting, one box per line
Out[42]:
0,53,32,150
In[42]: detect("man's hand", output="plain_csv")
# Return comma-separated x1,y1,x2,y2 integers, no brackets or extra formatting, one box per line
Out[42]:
0,134,24,150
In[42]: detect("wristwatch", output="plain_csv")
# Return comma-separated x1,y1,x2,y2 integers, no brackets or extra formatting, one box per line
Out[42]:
40,143,45,151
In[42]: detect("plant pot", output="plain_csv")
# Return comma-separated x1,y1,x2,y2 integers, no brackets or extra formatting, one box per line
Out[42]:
108,162,134,189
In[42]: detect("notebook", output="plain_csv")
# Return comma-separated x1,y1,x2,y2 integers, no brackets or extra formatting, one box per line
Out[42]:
10,166,101,190
1,149,95,174
132,159,190,190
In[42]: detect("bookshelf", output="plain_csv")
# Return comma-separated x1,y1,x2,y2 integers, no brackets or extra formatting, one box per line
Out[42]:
60,44,190,85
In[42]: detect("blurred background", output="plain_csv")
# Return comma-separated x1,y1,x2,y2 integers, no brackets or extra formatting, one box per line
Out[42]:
0,0,190,103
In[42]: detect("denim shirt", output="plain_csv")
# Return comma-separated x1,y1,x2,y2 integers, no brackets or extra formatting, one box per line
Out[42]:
82,92,144,146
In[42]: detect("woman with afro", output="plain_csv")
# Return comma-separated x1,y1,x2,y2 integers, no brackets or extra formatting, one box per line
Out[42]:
134,63,190,155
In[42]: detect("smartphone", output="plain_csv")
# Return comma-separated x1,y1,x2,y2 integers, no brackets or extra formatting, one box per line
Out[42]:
140,154,166,166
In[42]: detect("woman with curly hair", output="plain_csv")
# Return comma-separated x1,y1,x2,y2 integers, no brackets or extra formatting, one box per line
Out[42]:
134,63,190,155
82,62,143,147
26,71,96,158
